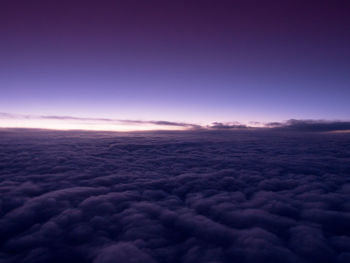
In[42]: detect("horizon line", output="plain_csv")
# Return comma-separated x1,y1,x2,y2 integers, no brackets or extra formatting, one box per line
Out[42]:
1,112,350,133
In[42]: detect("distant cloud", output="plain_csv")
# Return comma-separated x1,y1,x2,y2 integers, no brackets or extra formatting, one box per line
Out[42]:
0,112,32,119
208,122,248,130
0,112,199,131
116,119,201,129
41,115,114,122
267,119,350,132
205,119,350,132
41,116,198,128
1,112,350,133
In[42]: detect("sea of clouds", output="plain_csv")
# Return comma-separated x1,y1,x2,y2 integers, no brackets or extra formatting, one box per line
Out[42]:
0,129,350,263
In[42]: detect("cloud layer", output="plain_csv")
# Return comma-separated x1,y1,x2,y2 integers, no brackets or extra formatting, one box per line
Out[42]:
0,113,199,131
266,119,350,132
2,112,350,133
0,129,350,263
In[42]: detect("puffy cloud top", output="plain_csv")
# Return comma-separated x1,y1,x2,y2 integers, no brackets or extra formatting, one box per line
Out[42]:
0,129,350,263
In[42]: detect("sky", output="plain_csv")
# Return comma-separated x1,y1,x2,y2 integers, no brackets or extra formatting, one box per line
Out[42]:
1,0,350,130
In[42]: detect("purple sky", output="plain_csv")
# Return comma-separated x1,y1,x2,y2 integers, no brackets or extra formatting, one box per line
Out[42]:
1,0,350,129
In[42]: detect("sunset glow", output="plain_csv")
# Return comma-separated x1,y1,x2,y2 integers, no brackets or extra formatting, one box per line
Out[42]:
1,2,350,262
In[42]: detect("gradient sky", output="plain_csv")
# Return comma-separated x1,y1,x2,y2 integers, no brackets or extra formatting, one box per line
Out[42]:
1,0,350,130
